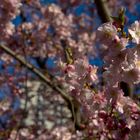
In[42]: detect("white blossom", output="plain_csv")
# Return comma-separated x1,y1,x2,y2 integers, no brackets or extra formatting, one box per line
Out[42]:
128,21,140,44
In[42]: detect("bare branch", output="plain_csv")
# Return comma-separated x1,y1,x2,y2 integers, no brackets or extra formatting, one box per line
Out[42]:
0,42,78,130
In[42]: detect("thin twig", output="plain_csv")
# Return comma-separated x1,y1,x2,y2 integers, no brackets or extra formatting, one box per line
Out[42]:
0,42,72,102
0,42,76,130
14,38,30,140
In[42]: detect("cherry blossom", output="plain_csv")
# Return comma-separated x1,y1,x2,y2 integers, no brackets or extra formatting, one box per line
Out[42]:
128,21,140,44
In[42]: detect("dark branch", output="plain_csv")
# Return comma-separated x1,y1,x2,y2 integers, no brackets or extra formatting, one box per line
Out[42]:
0,42,79,130
94,0,112,23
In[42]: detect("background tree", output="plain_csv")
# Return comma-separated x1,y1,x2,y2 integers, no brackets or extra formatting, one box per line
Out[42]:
0,0,140,139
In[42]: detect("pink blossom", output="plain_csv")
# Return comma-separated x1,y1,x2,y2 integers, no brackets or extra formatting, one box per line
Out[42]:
96,22,118,46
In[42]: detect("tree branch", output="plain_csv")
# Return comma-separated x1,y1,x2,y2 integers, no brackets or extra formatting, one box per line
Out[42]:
94,0,112,23
0,42,71,101
0,42,78,129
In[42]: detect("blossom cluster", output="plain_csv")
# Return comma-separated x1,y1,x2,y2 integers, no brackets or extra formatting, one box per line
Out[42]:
0,0,21,40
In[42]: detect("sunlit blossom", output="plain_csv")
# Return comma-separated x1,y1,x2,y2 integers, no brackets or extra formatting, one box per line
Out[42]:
97,22,118,46
128,21,140,44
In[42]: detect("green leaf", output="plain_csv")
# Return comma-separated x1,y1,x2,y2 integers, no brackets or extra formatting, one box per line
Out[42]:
65,47,74,64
